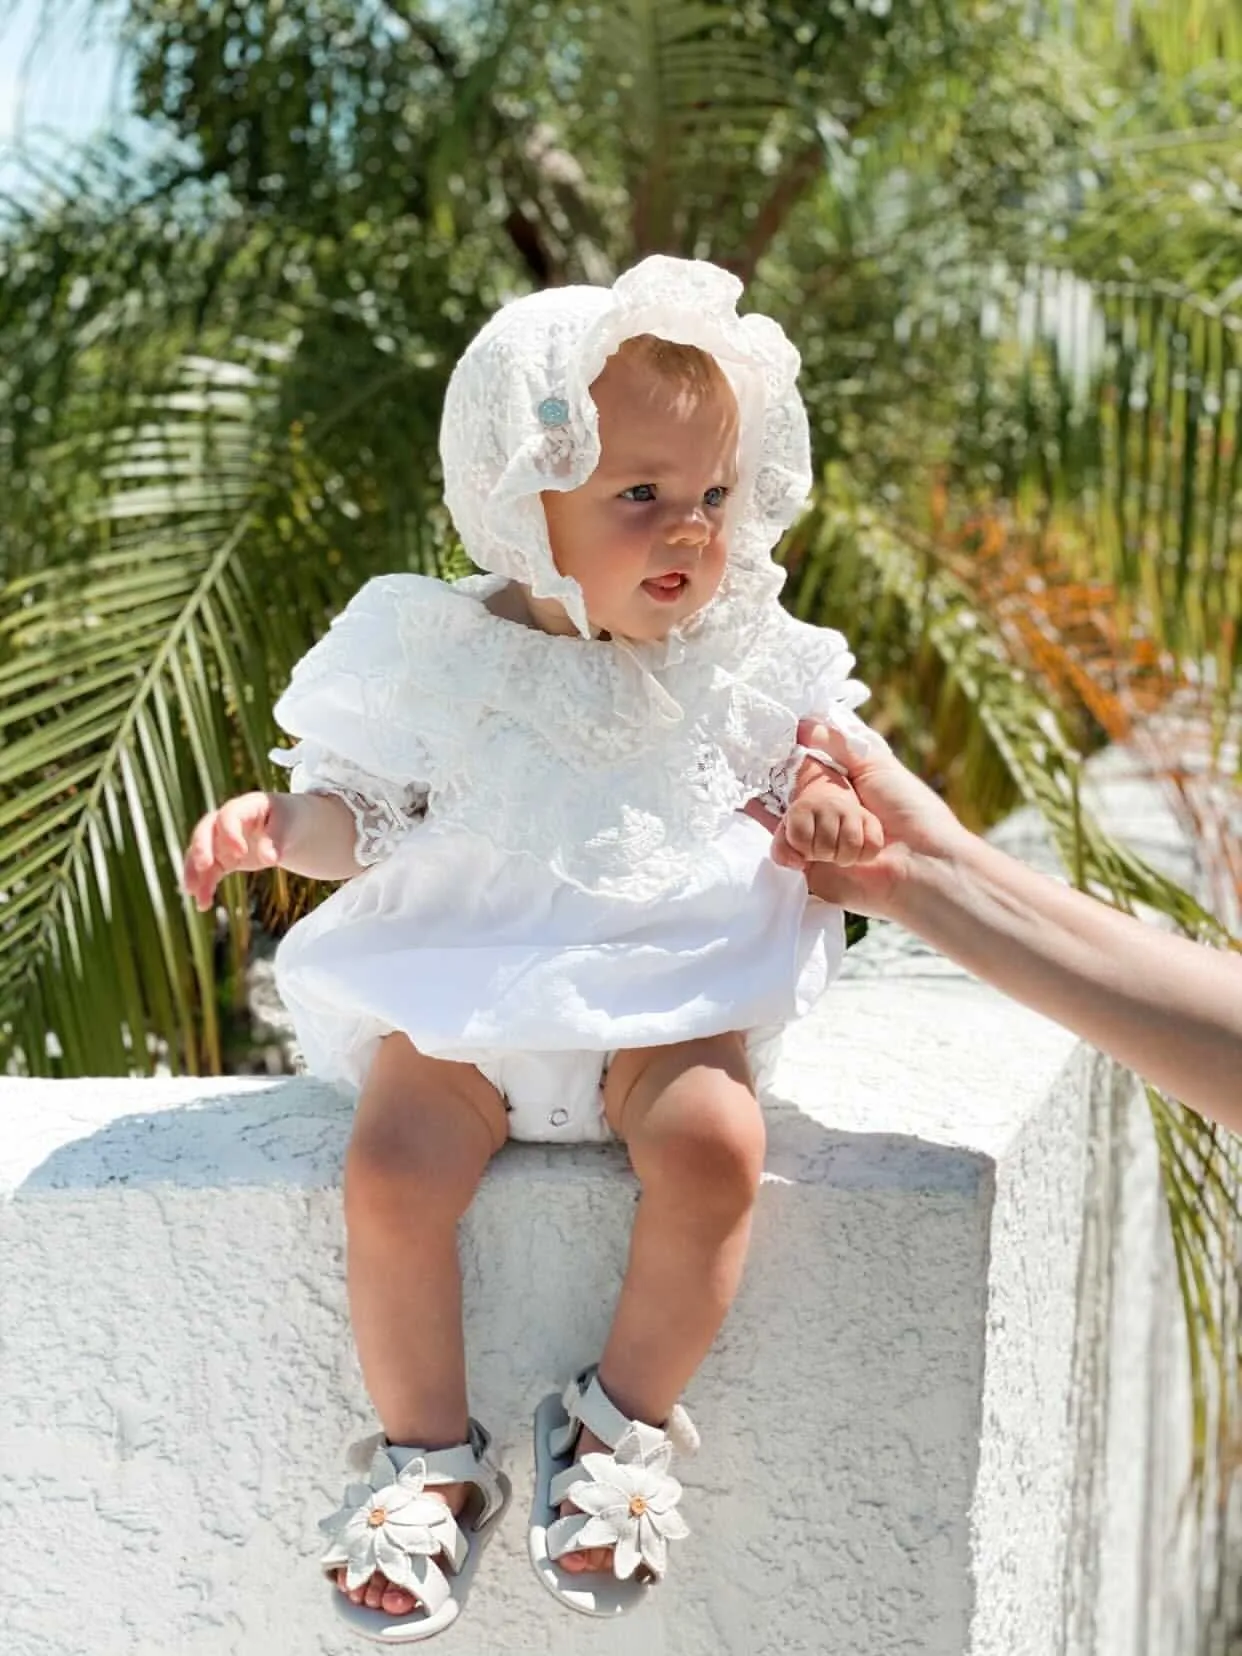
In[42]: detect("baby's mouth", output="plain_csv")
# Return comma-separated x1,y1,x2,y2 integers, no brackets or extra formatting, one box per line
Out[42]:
641,572,689,602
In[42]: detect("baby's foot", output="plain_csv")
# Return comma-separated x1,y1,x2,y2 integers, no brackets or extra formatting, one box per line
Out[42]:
558,1427,618,1575
334,1481,468,1615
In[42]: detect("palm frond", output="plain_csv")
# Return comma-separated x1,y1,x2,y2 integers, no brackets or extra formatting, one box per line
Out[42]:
0,356,368,1076
925,270,1242,687
573,0,794,258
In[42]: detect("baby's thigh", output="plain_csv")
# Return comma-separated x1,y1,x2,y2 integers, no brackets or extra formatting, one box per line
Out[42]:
347,1035,508,1211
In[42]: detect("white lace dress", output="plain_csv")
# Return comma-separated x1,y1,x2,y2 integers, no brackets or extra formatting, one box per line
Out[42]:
270,570,873,1142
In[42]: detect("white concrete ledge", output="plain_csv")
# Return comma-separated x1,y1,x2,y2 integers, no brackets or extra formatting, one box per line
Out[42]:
0,936,1196,1656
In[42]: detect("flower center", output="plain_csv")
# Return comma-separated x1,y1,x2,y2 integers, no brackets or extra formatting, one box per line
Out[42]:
368,1507,387,1527
628,1496,648,1517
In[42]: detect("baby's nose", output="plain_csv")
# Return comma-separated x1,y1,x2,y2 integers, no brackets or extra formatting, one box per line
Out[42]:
667,505,711,545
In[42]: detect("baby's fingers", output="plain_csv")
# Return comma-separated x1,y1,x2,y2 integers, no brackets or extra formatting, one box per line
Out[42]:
830,807,868,869
831,806,887,867
215,797,257,860
219,794,280,866
182,813,223,911
769,821,807,871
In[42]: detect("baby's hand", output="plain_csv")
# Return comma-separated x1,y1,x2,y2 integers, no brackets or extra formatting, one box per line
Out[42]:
181,792,283,913
770,762,885,873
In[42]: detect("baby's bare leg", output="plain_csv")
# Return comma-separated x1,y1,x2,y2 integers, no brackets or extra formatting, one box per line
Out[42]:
560,1033,764,1574
338,1033,508,1613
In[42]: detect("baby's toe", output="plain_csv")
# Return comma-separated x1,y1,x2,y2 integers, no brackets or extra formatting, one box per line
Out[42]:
561,1544,613,1574
334,1567,362,1603
334,1568,420,1616
380,1581,417,1614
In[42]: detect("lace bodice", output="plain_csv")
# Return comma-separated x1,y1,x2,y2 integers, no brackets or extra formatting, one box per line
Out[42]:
270,573,874,900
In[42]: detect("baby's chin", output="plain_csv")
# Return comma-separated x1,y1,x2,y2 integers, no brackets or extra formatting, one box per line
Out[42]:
595,609,698,646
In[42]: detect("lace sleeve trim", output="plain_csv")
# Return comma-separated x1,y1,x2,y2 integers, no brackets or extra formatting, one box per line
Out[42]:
313,783,428,868
270,741,428,868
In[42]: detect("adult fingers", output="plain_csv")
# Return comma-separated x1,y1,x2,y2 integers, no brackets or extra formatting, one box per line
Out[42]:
857,808,886,862
795,718,854,769
801,860,861,907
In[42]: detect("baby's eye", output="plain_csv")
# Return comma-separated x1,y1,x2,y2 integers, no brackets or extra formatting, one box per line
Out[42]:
619,484,657,502
704,485,730,509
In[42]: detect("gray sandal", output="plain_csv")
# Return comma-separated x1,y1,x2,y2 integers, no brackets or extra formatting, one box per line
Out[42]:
529,1366,698,1617
320,1419,509,1643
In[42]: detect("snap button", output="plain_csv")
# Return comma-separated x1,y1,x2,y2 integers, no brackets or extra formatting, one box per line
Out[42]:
549,1108,570,1128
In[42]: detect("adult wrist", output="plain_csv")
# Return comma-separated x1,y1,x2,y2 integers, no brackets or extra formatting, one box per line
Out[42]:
885,826,979,933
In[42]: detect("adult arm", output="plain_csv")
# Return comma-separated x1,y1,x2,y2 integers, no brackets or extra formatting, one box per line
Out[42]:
782,722,1242,1134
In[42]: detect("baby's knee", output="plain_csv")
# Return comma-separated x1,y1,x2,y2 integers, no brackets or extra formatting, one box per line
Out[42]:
636,1072,766,1213
344,1118,481,1229
345,1054,500,1227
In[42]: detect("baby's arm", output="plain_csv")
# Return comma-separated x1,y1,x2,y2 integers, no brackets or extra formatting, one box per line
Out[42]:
181,791,365,912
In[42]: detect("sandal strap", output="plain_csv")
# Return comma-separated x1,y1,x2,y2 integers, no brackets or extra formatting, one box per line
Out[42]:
320,1517,458,1607
395,1552,454,1613
544,1510,680,1584
549,1367,700,1460
545,1511,599,1564
549,1367,629,1456
385,1418,505,1527
549,1462,590,1508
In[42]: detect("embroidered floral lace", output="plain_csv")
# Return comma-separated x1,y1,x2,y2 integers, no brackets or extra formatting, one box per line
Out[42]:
270,574,875,897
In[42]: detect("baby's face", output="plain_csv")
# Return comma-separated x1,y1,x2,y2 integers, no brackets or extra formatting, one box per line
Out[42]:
538,349,739,643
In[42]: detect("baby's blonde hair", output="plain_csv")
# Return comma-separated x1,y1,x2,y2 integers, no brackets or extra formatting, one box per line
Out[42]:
611,333,732,400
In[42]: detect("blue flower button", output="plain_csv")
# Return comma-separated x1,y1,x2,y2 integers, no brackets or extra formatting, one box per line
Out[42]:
537,396,570,428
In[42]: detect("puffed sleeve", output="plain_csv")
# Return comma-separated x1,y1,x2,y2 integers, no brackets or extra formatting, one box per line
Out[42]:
270,575,438,866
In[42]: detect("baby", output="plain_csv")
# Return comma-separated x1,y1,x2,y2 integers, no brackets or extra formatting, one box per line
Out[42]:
182,255,881,1641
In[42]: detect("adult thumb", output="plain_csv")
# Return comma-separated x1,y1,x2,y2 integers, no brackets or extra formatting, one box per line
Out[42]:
795,718,855,769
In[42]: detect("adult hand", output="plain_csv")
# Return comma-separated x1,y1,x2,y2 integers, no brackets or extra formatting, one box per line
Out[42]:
756,720,1242,1131
750,719,970,919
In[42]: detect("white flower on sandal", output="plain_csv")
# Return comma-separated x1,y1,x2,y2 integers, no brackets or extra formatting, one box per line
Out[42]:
565,1422,690,1580
319,1447,452,1594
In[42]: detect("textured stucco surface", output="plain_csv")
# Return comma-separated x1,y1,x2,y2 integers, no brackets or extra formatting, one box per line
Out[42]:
0,936,1189,1656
